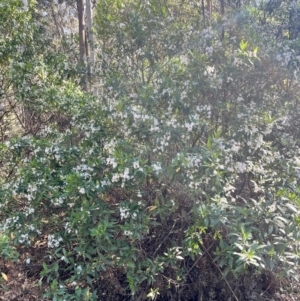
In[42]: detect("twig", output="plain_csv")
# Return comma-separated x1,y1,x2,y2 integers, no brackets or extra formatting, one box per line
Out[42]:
153,220,177,258
202,244,240,301
185,241,215,276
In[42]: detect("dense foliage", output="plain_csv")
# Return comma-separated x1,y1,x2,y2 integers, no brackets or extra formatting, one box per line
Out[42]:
1,0,300,300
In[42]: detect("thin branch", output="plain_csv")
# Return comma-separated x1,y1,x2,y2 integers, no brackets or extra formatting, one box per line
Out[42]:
202,244,240,301
153,220,177,258
50,0,62,38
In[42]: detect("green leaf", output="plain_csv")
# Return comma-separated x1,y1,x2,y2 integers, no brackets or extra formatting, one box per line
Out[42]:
86,275,93,286
240,40,248,51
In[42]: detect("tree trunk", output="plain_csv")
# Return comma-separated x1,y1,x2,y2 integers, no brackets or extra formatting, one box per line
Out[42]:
77,0,85,65
50,0,62,38
76,0,87,90
85,0,97,95
220,0,225,40
207,0,212,19
86,0,94,65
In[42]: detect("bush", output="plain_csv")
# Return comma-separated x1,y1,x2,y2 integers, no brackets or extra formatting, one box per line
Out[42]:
1,0,300,300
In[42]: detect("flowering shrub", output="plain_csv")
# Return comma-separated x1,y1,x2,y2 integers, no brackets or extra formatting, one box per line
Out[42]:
1,0,300,300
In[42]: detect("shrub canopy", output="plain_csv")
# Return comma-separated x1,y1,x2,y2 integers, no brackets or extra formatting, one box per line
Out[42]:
1,0,300,300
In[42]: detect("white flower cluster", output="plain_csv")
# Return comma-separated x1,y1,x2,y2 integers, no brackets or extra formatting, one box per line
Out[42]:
201,27,213,39
150,118,159,132
23,183,38,201
111,167,133,188
204,65,215,76
84,121,100,138
0,216,19,231
38,125,54,136
73,164,93,179
234,162,247,174
120,205,137,220
103,139,117,154
233,56,244,67
165,116,178,128
47,234,63,248
27,224,41,235
196,105,211,119
186,154,202,168
106,157,117,168
64,222,72,234
152,163,162,174
100,179,111,187
154,133,171,152
276,51,292,67
51,197,65,206
133,161,141,170
120,206,130,220
5,140,21,149
19,233,29,244
124,230,133,236
78,187,85,194
184,122,194,132
24,206,35,216
76,265,82,274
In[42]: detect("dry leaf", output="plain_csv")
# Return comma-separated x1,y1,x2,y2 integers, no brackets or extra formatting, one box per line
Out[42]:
1,272,8,281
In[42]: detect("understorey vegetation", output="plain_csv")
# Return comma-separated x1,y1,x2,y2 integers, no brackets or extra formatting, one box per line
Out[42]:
0,0,300,300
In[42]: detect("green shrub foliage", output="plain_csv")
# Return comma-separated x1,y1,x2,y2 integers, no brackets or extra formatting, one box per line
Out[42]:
1,0,300,300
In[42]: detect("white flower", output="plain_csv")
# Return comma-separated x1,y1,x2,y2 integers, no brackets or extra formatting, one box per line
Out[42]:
124,230,133,236
205,65,215,75
101,180,111,186
76,265,82,274
111,173,121,182
235,162,246,173
133,161,140,169
27,207,35,214
122,168,130,180
65,222,72,233
78,187,85,194
120,206,130,219
231,144,240,153
47,234,63,248
106,157,117,168
18,233,29,244
185,122,194,132
152,163,162,173
237,95,244,102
